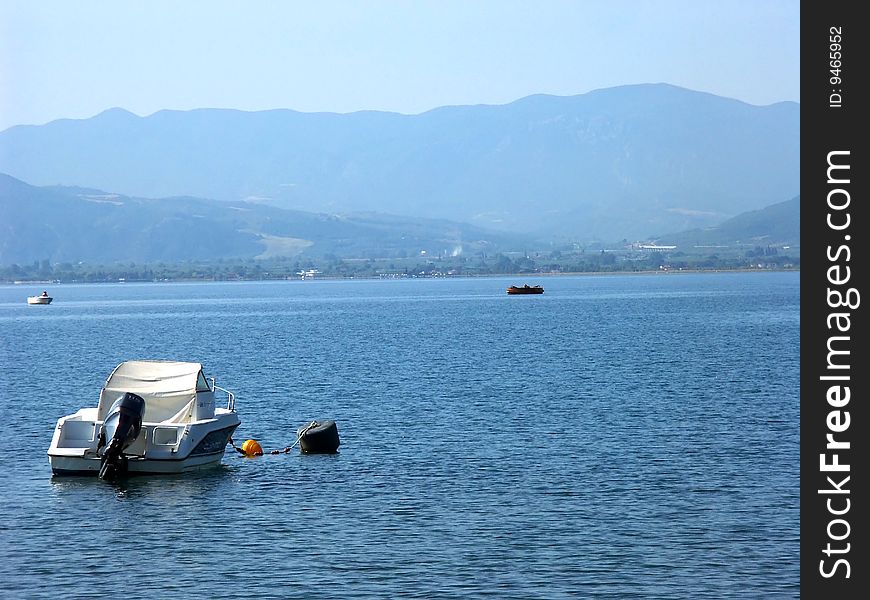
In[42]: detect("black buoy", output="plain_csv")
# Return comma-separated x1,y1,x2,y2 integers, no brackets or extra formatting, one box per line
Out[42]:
297,420,340,454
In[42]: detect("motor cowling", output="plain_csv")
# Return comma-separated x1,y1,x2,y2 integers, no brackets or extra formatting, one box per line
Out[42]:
98,392,146,479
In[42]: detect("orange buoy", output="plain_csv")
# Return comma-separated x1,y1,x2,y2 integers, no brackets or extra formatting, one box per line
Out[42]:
241,439,263,457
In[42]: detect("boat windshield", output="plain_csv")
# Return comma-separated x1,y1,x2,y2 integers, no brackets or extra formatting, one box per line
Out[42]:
196,370,210,392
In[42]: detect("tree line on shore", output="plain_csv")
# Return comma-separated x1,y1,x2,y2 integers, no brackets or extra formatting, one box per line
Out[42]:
1,247,799,283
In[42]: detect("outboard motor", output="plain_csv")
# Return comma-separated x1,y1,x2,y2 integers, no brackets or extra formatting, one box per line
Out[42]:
98,392,145,480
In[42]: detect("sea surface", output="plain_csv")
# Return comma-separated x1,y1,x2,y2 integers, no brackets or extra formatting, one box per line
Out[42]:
0,273,799,598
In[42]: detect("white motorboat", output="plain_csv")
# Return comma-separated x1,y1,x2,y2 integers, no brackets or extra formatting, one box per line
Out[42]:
27,291,53,304
48,360,240,478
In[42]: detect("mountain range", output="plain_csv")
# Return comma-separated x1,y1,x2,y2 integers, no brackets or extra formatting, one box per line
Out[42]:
1,172,798,265
0,173,532,265
656,195,799,248
0,83,799,243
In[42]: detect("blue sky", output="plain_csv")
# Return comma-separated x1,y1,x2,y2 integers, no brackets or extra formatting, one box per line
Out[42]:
0,0,799,131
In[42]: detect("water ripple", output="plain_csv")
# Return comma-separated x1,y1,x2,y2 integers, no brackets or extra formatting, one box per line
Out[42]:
0,273,799,598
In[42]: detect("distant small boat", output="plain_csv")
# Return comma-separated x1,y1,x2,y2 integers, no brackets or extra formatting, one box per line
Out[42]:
27,291,53,305
507,284,544,295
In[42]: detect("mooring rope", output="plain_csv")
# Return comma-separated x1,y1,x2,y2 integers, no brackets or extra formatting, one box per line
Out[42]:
270,420,319,454
227,437,249,455
229,420,319,456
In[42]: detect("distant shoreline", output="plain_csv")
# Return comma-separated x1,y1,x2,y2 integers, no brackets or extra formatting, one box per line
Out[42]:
3,267,799,286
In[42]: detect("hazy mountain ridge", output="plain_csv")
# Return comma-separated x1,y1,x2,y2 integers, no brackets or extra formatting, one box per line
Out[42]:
0,174,530,264
0,84,799,241
655,195,800,248
1,173,798,266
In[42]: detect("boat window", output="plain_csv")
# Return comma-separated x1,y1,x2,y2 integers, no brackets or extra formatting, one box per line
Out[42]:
153,427,180,445
196,371,211,392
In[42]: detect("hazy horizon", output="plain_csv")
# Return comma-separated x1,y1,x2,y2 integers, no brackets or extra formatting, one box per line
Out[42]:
0,1,799,132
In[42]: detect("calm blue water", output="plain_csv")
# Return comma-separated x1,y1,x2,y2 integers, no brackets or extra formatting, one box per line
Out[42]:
0,273,799,598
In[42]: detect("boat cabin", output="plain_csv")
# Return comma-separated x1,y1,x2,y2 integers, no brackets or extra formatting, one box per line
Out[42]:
96,360,216,424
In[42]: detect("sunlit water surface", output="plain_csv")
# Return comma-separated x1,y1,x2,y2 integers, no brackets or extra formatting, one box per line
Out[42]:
0,273,799,598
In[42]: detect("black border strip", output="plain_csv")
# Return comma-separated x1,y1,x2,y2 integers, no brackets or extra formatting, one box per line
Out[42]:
801,3,867,596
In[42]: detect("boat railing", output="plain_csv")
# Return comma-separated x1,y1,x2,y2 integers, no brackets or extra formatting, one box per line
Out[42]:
211,378,236,411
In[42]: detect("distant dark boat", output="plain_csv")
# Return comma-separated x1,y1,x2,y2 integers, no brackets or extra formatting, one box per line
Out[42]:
507,284,544,295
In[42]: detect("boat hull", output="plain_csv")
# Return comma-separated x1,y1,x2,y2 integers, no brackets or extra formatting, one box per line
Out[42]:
48,413,239,476
49,449,232,476
506,286,543,295
27,296,52,304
